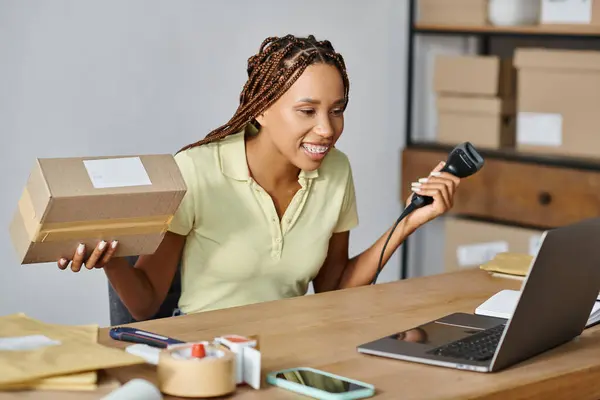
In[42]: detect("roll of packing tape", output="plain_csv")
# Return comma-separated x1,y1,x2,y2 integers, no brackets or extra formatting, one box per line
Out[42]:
157,341,237,398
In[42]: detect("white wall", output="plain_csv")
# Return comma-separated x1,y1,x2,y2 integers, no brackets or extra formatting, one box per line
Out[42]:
0,0,409,327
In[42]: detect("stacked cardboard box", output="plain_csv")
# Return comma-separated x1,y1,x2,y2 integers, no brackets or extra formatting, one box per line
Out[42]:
419,0,600,29
514,48,600,159
433,54,516,150
418,0,489,26
444,217,545,273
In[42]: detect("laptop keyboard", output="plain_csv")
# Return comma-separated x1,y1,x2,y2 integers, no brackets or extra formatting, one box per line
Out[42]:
427,324,506,361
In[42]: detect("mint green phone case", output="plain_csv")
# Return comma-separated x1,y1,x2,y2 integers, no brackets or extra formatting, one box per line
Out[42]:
266,367,375,399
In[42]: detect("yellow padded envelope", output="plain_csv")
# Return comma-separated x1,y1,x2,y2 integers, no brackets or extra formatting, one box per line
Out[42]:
479,252,534,276
0,313,143,388
1,321,98,391
2,372,99,391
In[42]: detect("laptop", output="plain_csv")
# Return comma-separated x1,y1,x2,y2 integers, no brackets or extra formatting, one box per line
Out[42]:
357,217,600,373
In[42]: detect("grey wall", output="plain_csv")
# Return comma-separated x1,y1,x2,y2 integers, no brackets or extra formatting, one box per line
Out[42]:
0,0,411,326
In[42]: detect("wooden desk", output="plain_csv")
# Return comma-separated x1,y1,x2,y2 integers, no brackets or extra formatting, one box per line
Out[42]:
92,269,600,399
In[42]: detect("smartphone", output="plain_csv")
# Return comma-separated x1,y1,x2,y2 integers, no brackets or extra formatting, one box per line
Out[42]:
266,367,375,399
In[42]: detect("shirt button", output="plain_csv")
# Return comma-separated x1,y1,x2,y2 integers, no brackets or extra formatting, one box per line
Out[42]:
275,238,282,243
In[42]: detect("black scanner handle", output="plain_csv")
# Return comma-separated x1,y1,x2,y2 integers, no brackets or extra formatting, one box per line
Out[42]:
410,142,485,208
372,142,485,285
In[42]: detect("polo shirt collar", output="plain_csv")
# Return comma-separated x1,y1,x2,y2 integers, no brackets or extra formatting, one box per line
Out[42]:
219,124,319,181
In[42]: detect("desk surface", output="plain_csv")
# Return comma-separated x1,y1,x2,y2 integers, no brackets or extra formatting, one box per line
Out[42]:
89,269,600,400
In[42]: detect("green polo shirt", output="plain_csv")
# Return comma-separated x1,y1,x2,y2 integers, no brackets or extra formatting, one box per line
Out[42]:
168,125,359,314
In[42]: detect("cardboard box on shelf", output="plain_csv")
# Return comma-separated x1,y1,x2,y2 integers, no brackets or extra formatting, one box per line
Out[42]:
434,55,516,98
418,0,489,26
436,95,515,149
514,48,600,158
9,154,187,265
444,217,544,272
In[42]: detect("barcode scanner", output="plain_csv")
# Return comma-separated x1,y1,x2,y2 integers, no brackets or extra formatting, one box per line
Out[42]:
371,142,485,285
410,142,484,209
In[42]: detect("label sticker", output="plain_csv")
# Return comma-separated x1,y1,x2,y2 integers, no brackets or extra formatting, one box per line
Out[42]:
517,112,563,147
0,335,61,351
457,241,509,267
83,157,152,189
541,0,593,24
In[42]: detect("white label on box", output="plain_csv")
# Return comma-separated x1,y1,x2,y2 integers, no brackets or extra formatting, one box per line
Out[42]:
529,234,545,256
541,0,593,24
456,241,509,268
0,335,61,351
83,157,152,189
517,112,563,147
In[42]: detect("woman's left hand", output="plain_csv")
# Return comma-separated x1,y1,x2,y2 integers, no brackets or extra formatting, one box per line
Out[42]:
403,161,461,230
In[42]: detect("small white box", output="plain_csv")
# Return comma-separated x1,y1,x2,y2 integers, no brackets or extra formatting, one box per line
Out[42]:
214,335,260,390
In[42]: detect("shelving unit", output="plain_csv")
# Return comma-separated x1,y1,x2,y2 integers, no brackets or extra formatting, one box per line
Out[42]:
415,23,600,38
400,0,600,280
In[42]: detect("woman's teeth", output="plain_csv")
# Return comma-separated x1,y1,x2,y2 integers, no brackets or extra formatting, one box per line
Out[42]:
302,144,329,154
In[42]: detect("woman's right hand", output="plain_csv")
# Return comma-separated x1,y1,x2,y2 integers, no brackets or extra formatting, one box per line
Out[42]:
57,240,119,272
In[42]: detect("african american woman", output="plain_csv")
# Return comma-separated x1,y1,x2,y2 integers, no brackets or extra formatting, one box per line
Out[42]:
57,34,461,320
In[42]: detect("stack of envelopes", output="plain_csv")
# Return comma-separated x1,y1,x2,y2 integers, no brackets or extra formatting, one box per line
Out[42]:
0,313,144,392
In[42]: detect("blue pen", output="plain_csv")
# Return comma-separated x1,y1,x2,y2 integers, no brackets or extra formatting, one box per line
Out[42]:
109,327,185,348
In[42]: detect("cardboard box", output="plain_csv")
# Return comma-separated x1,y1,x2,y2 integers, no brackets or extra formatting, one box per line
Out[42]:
418,0,489,26
444,217,544,272
9,155,187,264
436,95,516,149
514,48,600,158
434,55,516,98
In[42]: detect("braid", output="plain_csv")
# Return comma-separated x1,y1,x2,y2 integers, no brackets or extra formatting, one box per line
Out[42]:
178,34,350,153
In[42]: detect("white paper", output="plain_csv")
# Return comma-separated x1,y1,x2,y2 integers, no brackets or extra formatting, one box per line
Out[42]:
0,334,61,351
491,273,525,281
541,0,593,24
476,289,600,327
83,157,152,189
529,234,545,256
517,112,563,147
475,289,521,319
456,241,509,267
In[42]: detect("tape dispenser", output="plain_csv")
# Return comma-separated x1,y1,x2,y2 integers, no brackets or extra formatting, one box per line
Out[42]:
126,334,261,398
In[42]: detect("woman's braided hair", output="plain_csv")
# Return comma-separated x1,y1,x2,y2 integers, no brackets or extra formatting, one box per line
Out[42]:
178,34,349,153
